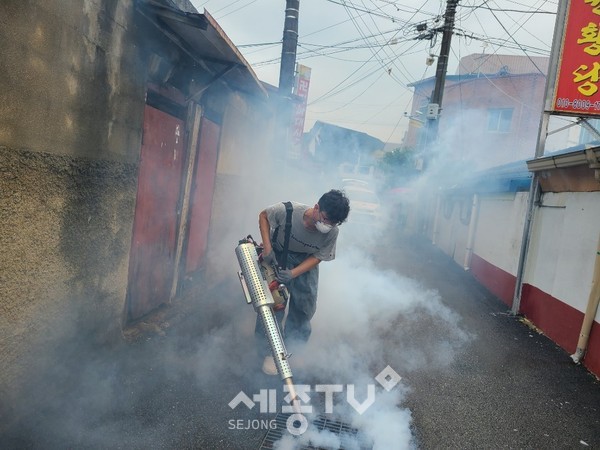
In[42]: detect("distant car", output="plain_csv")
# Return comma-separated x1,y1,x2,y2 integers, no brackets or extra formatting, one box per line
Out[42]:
341,178,371,188
344,186,382,225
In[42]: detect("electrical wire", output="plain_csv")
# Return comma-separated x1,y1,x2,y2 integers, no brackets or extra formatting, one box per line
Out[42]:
212,0,259,19
383,66,433,143
195,0,561,143
485,0,551,74
307,0,431,106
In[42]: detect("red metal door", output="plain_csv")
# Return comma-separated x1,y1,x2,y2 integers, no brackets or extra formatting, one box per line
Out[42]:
127,105,185,321
185,116,220,274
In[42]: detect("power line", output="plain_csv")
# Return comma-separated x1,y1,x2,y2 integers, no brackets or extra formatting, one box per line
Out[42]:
461,4,556,14
323,0,412,23
212,0,259,19
484,0,551,74
196,0,559,143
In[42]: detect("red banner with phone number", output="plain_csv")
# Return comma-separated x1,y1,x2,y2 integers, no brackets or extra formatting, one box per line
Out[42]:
552,0,600,116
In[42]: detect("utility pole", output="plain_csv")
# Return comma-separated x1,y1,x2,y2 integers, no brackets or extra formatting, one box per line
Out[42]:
279,0,300,97
277,0,300,160
416,0,459,238
424,0,459,151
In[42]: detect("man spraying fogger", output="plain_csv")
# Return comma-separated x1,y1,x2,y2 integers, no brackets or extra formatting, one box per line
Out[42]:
256,189,350,375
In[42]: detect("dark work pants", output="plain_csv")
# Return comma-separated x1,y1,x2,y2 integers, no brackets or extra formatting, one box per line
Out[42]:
255,250,319,358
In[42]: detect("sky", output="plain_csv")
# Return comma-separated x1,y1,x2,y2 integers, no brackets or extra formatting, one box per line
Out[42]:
191,0,559,145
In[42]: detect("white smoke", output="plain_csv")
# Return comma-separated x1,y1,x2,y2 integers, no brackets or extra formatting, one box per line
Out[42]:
188,140,474,448
1,158,471,449
261,240,471,449
274,428,343,450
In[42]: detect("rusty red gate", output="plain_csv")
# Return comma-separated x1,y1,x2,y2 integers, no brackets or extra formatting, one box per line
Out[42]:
184,116,220,275
126,104,186,321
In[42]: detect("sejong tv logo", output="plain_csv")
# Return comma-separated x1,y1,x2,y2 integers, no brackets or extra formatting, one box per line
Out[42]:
228,365,402,435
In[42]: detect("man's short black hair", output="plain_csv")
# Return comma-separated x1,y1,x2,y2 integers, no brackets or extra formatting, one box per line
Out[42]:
318,189,350,225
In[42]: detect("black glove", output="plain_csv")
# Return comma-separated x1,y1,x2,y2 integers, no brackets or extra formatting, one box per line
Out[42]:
276,269,293,284
261,250,278,266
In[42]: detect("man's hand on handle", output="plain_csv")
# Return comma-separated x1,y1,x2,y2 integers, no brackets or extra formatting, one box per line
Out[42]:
275,269,293,284
261,250,278,267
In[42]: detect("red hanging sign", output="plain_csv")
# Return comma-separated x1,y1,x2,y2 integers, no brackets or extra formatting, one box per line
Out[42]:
552,0,600,116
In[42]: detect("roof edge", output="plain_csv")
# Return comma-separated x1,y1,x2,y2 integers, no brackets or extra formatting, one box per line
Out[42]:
202,10,267,97
527,146,600,171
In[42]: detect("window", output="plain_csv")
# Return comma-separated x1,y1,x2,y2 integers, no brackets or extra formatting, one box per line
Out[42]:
487,108,513,132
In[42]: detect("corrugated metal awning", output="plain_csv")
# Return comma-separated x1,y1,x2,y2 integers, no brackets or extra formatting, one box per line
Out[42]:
445,160,532,194
137,0,267,98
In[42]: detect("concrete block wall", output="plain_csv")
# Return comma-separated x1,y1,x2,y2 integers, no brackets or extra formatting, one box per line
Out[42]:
0,0,145,425
431,188,600,376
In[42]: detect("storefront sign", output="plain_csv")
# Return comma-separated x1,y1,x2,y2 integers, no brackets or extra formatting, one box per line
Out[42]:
552,0,600,116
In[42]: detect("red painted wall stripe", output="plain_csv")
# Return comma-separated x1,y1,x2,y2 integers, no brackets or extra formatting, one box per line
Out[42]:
470,253,600,376
470,253,515,307
521,284,600,376
520,284,580,353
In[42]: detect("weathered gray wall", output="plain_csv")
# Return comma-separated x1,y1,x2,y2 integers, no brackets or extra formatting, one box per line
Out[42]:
0,0,144,162
0,0,146,425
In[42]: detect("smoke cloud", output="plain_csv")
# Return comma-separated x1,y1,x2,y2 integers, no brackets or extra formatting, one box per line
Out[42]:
275,239,470,449
172,152,473,449
2,98,474,450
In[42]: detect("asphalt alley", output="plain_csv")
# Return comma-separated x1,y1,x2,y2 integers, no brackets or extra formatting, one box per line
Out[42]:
1,234,599,449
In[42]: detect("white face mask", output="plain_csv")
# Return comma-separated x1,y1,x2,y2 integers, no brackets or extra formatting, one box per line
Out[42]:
315,220,333,233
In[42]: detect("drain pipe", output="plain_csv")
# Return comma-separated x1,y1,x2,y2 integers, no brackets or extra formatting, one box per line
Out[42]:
511,176,541,314
571,233,600,364
463,194,479,270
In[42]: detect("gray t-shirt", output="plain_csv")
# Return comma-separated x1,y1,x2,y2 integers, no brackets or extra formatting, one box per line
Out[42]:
266,201,338,261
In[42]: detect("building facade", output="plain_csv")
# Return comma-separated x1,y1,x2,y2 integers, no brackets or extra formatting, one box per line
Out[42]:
0,0,278,427
403,54,577,170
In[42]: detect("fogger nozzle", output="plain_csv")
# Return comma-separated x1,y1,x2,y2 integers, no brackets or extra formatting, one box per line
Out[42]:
235,241,293,380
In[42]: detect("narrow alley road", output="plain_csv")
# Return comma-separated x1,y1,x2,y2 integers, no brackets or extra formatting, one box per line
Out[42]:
378,235,600,449
2,234,599,449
